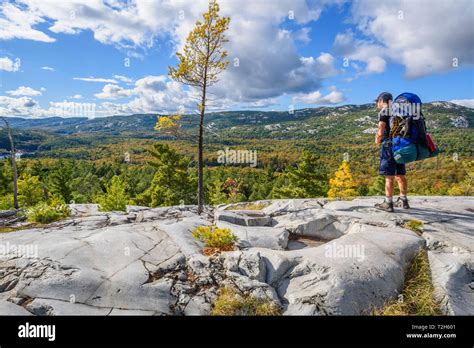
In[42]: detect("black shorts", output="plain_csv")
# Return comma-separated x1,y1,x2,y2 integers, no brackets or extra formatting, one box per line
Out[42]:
379,141,406,176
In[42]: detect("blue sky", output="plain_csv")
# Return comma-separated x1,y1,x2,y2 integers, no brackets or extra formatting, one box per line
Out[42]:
0,0,473,118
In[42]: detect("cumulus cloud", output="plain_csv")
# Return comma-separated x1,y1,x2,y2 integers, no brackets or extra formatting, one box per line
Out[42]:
365,56,386,74
337,0,474,78
0,56,20,72
294,27,312,44
6,86,43,96
0,2,55,42
1,0,340,111
95,84,134,99
333,31,387,75
94,75,196,115
292,87,346,105
0,96,41,116
41,66,55,71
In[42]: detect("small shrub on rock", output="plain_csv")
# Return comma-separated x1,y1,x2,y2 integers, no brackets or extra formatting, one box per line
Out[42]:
27,196,70,224
211,287,281,316
192,226,238,255
96,176,128,212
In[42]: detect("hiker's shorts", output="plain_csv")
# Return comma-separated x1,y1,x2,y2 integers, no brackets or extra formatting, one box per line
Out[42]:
379,141,406,176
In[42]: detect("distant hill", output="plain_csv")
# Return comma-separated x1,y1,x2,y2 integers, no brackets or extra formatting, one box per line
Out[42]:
1,102,472,160
4,102,473,137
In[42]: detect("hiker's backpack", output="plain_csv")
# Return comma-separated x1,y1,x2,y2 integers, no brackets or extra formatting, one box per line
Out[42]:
390,92,439,164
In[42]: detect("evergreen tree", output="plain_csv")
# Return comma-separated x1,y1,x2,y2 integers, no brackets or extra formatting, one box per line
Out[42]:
207,178,228,205
357,183,369,196
369,175,386,196
0,160,12,196
49,160,74,203
249,168,274,201
272,150,328,198
137,143,196,207
71,172,102,203
17,173,44,207
328,161,357,200
96,175,128,212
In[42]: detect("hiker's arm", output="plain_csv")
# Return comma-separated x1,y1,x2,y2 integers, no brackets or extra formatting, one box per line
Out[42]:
375,121,386,144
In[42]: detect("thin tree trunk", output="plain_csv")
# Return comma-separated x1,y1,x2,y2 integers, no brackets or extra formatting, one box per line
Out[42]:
1,118,18,209
197,85,207,214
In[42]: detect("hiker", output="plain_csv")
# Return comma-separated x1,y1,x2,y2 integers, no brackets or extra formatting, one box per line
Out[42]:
374,92,410,212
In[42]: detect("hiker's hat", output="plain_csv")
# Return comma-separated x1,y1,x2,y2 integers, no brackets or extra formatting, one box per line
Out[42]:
374,92,393,103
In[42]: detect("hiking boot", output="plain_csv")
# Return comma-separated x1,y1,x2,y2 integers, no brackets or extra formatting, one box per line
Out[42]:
395,197,410,209
374,200,394,212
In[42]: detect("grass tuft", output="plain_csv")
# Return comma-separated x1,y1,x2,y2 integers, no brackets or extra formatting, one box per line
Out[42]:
403,219,424,236
373,249,441,316
225,202,270,211
211,287,281,316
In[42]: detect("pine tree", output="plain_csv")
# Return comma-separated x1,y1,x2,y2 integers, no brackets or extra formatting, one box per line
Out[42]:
1,117,18,208
0,160,12,196
207,178,228,205
96,176,128,212
328,161,357,200
168,0,230,214
17,173,44,207
272,150,328,198
369,175,386,196
49,160,74,203
137,143,196,207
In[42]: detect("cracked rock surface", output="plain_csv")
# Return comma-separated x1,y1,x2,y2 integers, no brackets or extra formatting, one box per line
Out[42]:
0,197,472,315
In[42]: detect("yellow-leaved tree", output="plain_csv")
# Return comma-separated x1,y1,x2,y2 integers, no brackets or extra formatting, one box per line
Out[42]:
154,115,181,138
168,0,230,214
328,160,357,200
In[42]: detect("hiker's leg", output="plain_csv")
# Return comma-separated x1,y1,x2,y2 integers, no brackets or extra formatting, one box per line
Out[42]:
385,176,395,199
395,175,407,196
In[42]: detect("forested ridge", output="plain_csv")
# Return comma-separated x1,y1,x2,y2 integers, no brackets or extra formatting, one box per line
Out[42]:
1,102,472,212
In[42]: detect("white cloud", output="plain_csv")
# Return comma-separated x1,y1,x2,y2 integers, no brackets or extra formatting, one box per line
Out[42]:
450,99,474,109
41,66,55,71
93,75,196,114
339,0,474,78
113,75,133,83
333,31,386,75
0,56,20,72
365,56,386,74
74,77,118,83
293,88,346,105
6,86,43,96
1,0,340,109
0,96,41,116
95,84,134,99
294,27,312,44
0,2,55,42
69,94,83,99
